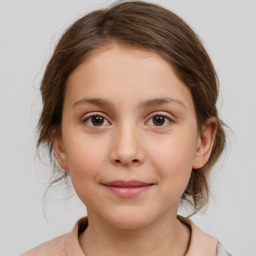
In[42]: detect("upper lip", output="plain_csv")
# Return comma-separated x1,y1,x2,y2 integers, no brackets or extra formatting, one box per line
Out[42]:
102,180,153,187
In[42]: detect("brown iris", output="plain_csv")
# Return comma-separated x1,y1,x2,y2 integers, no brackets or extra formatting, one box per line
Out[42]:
91,116,104,126
152,115,166,126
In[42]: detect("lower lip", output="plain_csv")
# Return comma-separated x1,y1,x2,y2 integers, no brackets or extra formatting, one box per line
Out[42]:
103,185,152,198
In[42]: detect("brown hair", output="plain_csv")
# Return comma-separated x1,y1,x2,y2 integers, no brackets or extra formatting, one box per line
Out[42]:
38,0,226,214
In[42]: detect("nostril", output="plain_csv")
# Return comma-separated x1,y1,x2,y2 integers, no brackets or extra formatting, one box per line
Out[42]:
114,158,139,165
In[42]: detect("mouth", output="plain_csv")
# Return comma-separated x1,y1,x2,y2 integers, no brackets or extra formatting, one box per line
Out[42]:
101,180,154,198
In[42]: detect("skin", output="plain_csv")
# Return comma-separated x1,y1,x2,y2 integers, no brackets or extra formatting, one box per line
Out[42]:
52,42,216,256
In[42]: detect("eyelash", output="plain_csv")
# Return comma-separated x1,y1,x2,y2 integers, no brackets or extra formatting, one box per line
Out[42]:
82,112,172,128
82,113,110,127
146,113,172,127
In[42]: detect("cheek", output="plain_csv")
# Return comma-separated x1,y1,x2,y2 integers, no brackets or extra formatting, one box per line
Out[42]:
64,136,107,188
148,134,196,194
150,136,196,171
65,140,107,207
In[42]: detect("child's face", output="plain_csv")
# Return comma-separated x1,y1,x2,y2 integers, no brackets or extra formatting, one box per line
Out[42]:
53,43,211,229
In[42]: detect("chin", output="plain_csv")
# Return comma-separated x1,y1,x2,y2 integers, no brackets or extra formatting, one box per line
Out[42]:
103,208,156,230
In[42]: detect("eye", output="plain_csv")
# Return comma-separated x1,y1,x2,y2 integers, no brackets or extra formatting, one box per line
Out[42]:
83,114,110,127
146,114,171,127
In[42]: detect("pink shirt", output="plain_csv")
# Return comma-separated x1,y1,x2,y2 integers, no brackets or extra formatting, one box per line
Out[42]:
21,216,231,256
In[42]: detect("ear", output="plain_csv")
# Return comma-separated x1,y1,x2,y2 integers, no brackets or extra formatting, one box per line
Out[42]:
193,117,217,169
51,129,69,170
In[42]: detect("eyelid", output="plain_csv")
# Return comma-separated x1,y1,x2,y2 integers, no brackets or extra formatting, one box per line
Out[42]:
82,112,111,127
81,111,174,128
145,112,174,127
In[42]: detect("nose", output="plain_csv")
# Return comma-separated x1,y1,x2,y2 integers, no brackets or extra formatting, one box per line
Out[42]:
109,122,145,166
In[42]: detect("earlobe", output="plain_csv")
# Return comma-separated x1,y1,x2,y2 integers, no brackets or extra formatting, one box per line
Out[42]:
192,117,217,169
51,129,69,170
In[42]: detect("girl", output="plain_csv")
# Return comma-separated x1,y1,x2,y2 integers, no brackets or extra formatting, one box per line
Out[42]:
22,1,232,255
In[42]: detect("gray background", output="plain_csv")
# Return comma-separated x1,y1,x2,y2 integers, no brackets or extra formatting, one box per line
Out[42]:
0,0,255,255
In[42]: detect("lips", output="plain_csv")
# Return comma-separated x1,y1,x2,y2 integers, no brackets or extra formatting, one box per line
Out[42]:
103,180,153,187
102,180,154,198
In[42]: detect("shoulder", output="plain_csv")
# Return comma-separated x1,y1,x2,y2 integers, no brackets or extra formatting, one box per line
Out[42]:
217,242,233,256
20,234,69,256
20,217,88,256
177,215,233,256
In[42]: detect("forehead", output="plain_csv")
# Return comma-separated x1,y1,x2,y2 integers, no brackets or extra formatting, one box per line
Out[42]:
68,42,172,81
65,42,194,110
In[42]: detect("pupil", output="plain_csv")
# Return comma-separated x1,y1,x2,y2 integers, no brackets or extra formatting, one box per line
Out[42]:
153,116,164,126
92,116,104,126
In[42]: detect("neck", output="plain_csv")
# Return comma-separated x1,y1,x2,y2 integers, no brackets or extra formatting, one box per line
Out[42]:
79,212,191,256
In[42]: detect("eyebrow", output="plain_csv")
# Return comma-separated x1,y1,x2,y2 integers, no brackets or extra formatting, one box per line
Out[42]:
140,97,186,109
72,97,186,109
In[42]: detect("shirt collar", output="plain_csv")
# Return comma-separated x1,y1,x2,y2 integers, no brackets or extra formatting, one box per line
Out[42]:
66,216,218,256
